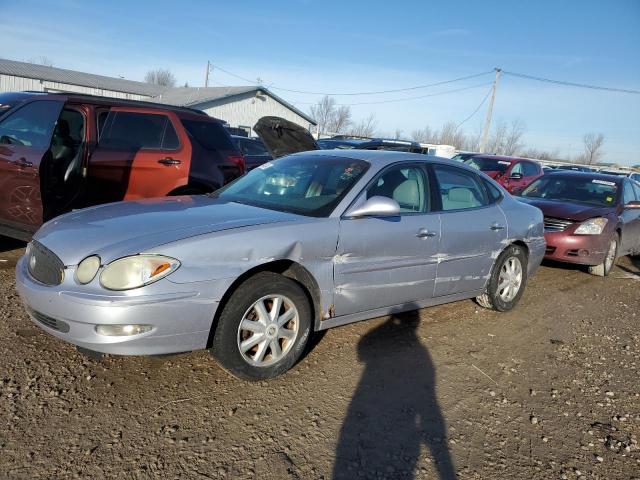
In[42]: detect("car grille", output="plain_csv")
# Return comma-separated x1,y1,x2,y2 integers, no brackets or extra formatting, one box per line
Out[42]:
544,217,574,233
27,241,64,286
28,308,70,333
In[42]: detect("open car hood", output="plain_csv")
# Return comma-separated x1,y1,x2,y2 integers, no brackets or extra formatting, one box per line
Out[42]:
254,116,319,158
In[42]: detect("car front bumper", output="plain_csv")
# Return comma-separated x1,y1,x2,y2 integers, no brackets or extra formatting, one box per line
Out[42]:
15,256,225,356
543,231,609,266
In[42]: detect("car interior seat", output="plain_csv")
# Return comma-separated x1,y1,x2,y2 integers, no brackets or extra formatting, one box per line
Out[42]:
393,179,421,212
443,187,479,210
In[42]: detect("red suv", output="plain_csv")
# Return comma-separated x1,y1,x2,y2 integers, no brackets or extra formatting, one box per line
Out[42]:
464,155,543,194
0,92,244,240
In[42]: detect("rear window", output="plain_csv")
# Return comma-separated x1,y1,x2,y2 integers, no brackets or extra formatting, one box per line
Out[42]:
239,138,269,156
182,119,235,151
464,157,511,173
522,176,619,207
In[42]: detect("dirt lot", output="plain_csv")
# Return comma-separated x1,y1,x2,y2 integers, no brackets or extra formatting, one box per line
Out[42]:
0,237,638,480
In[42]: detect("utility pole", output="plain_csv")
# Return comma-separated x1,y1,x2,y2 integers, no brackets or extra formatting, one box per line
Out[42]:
205,60,211,87
479,67,502,153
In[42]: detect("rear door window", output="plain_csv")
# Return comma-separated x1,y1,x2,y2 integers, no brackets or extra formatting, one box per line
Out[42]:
100,111,178,150
433,165,488,211
243,139,269,156
182,119,235,152
0,100,63,148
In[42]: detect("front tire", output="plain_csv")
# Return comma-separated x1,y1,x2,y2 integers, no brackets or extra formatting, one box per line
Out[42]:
211,272,312,381
588,234,618,277
477,245,528,312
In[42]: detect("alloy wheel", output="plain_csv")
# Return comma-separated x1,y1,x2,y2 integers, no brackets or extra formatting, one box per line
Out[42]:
497,256,523,302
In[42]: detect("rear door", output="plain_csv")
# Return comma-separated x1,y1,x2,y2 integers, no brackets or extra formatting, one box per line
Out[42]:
620,180,640,254
334,163,441,315
86,108,189,204
431,164,507,296
0,99,64,233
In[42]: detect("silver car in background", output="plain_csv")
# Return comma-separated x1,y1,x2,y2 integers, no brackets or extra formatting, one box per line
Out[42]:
16,150,545,380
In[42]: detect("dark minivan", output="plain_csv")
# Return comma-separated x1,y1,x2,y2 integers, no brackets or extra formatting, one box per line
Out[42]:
0,92,244,240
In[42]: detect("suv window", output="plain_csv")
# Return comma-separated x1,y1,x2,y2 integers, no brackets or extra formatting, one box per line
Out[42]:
522,162,540,176
0,100,61,148
182,119,235,151
433,165,487,211
623,181,636,205
242,139,269,156
367,165,429,213
100,112,178,150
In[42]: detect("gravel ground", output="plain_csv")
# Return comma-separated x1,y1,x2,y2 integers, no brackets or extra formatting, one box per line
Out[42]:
0,237,638,479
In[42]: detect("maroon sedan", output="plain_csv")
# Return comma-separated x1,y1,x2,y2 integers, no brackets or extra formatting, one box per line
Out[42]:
464,155,543,194
518,172,640,276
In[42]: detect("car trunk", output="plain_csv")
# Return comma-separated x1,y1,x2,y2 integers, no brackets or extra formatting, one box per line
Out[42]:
254,116,319,158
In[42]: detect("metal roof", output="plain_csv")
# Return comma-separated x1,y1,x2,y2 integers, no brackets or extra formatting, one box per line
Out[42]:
152,86,317,125
0,58,168,96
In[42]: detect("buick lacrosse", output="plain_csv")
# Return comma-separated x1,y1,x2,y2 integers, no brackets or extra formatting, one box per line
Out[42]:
16,150,545,380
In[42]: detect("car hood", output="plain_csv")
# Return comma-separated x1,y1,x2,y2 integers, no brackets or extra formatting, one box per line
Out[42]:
517,197,614,221
34,196,298,265
254,116,319,158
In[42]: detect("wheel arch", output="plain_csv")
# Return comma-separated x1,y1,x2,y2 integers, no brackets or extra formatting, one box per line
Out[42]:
205,259,322,349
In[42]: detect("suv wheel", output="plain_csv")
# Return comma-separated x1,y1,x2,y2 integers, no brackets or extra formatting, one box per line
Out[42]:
477,245,528,312
211,272,311,380
588,234,618,277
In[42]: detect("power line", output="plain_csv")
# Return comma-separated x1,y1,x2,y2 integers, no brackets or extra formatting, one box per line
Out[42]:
293,82,494,107
456,85,493,129
209,62,493,96
502,70,640,95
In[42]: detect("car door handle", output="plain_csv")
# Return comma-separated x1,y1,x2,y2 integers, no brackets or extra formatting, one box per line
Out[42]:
416,228,437,238
158,157,181,165
16,157,33,168
490,224,505,231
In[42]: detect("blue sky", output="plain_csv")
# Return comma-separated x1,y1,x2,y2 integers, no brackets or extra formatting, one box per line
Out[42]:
1,0,639,164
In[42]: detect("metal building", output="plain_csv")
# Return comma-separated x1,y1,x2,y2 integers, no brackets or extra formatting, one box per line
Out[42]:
0,58,316,133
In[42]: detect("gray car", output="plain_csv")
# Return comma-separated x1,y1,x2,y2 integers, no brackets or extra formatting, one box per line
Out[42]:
16,150,545,380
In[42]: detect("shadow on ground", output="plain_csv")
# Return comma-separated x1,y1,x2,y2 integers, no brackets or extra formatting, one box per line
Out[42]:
333,307,456,480
0,235,25,254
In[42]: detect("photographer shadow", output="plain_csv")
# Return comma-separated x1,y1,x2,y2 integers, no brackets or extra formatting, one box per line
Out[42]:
333,307,456,479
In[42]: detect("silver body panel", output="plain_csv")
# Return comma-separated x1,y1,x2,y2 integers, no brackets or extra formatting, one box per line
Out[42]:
16,150,545,355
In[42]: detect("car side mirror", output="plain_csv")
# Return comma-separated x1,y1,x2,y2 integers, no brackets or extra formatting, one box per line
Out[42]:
510,172,523,180
625,200,640,209
345,196,401,218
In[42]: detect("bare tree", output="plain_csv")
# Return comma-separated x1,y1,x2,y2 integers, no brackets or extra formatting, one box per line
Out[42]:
501,120,526,156
349,113,378,137
27,56,54,67
582,133,605,165
392,129,404,140
309,96,352,136
145,68,177,87
411,126,435,143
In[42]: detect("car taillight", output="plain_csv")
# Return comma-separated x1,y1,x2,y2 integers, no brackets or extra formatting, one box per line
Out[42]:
228,155,245,174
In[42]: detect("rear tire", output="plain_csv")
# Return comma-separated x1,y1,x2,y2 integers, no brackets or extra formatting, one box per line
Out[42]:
210,272,312,381
477,245,528,312
588,234,618,277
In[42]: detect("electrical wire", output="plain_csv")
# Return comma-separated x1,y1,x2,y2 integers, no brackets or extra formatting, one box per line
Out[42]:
456,86,493,129
210,62,493,96
502,70,640,95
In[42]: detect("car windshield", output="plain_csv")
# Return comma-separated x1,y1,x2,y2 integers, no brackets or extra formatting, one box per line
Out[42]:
215,155,369,217
464,157,511,172
521,176,619,207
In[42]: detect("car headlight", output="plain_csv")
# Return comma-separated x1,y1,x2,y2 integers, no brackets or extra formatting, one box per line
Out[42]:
574,217,608,235
99,255,180,290
75,255,101,284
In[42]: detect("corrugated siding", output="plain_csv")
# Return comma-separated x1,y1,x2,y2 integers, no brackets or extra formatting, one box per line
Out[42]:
0,74,152,100
197,91,313,134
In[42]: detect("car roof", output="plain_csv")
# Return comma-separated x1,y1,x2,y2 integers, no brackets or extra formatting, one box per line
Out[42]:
471,154,537,163
289,148,469,169
542,170,625,184
3,91,215,119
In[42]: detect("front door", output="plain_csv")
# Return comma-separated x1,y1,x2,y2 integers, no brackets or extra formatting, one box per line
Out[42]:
431,164,508,296
0,99,64,233
620,180,640,255
334,163,441,316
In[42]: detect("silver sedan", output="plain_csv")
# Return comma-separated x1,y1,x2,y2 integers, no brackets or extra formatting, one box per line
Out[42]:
16,150,545,380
